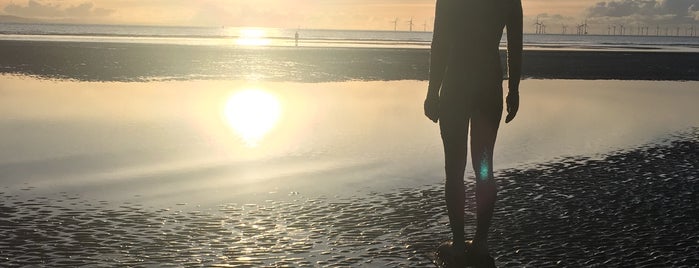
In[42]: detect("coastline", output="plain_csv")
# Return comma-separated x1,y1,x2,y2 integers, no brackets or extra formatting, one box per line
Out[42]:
0,40,698,82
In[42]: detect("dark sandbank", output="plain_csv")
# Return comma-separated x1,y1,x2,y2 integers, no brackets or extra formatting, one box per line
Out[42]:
0,40,697,82
2,128,697,267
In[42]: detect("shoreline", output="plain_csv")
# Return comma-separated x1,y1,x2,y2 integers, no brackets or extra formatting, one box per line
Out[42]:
1,40,698,82
2,127,697,267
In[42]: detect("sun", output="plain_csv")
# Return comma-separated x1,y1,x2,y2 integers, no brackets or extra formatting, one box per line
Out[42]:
223,89,281,146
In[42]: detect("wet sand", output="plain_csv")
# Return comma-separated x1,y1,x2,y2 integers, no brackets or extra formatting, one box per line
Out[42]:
2,77,698,204
2,128,697,267
1,76,698,266
0,40,698,82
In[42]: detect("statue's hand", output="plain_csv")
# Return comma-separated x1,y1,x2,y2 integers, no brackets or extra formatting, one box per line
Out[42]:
505,91,519,123
424,96,439,123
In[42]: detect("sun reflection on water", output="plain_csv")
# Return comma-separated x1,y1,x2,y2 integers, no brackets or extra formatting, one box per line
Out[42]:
235,28,270,46
223,89,281,146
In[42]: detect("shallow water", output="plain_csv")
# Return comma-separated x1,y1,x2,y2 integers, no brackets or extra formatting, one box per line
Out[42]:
1,76,698,206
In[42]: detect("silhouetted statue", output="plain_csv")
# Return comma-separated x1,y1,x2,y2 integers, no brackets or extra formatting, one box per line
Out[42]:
424,0,522,266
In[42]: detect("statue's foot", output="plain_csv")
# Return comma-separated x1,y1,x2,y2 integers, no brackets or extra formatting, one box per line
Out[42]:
436,240,467,267
463,244,496,268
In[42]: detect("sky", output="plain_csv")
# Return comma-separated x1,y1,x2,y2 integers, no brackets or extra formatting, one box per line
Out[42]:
0,0,697,34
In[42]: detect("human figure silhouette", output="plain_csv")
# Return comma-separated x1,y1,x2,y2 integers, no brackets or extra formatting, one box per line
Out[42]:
295,31,299,47
424,0,522,266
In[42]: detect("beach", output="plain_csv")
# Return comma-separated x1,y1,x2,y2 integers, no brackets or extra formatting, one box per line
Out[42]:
3,129,697,266
2,20,699,266
1,66,699,267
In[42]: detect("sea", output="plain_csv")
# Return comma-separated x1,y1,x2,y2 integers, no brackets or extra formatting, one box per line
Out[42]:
1,22,698,51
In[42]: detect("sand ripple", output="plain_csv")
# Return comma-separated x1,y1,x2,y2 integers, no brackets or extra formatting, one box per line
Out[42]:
2,129,697,267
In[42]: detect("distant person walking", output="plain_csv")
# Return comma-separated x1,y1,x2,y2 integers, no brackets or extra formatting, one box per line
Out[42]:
424,0,522,266
295,31,299,47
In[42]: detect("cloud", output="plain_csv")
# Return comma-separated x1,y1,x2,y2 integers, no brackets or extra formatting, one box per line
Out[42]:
587,0,659,17
535,13,578,21
184,0,430,29
4,0,114,19
64,2,113,17
586,0,699,24
188,2,305,27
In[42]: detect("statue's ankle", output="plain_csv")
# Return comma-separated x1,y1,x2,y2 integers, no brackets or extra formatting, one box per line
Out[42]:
452,239,467,252
469,238,489,255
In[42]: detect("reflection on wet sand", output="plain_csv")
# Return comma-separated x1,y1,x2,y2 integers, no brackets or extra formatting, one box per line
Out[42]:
234,28,271,46
2,77,699,204
0,77,441,206
223,88,281,146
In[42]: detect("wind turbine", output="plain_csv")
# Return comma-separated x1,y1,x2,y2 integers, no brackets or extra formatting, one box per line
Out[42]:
576,21,587,35
408,17,414,32
542,22,547,34
391,18,398,31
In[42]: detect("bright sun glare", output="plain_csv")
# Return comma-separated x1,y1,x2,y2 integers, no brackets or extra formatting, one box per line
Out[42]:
223,89,281,146
235,28,270,46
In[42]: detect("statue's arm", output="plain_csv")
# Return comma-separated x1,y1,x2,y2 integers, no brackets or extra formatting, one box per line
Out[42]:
506,0,523,93
427,0,451,99
505,0,523,123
